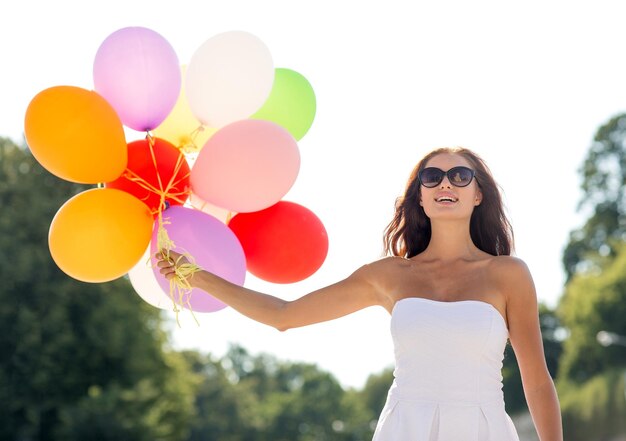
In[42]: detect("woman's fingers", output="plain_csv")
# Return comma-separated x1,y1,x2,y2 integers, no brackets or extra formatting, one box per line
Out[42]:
154,251,167,262
159,263,178,279
154,249,181,262
153,249,189,280
161,269,176,279
167,250,182,260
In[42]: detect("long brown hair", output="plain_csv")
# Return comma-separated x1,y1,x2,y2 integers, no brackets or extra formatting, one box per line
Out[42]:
383,147,514,257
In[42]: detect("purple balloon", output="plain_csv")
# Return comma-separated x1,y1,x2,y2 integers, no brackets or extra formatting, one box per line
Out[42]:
150,206,246,313
94,27,181,131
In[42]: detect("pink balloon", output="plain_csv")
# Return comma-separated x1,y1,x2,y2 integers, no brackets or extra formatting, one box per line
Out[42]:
191,119,300,213
94,27,181,131
188,191,234,224
150,206,246,313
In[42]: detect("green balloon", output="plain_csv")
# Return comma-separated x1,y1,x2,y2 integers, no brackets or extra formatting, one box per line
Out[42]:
251,68,316,141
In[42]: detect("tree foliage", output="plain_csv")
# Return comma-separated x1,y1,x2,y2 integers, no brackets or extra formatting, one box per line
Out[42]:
559,368,626,441
557,243,626,383
355,367,394,421
562,113,626,281
0,138,196,440
185,345,375,441
556,111,626,439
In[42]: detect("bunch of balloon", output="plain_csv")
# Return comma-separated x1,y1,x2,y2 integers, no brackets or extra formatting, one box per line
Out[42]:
178,31,328,285
24,26,327,321
22,27,246,319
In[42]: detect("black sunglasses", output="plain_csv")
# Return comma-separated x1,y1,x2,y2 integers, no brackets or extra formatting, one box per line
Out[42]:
418,166,476,188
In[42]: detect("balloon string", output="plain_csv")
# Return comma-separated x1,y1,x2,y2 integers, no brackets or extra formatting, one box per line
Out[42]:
179,124,207,154
123,168,190,206
188,194,233,226
138,132,201,326
157,225,200,328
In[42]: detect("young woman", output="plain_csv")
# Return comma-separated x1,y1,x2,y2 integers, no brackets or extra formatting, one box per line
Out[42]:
157,147,563,440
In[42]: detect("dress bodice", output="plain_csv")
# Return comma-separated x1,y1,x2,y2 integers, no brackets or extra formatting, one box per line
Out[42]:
372,297,520,441
390,297,508,404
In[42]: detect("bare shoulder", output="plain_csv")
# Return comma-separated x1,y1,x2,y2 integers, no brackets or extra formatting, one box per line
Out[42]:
366,255,406,268
488,255,536,300
351,256,404,280
489,255,531,274
348,256,405,305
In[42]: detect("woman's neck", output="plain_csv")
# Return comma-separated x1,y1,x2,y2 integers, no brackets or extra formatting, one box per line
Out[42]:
420,219,480,262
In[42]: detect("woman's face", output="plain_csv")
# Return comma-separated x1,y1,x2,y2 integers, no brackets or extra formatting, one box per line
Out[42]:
419,153,482,220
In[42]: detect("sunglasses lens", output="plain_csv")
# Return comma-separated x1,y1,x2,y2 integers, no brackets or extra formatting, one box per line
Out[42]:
419,168,444,187
448,167,474,187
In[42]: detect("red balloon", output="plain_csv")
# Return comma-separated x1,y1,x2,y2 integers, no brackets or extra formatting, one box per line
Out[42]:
106,137,190,215
229,201,328,283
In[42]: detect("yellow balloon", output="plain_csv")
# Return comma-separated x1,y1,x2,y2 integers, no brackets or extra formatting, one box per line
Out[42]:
153,65,217,153
24,86,127,184
49,188,153,283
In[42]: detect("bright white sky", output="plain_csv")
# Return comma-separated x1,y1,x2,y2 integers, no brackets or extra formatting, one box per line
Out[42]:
3,0,626,389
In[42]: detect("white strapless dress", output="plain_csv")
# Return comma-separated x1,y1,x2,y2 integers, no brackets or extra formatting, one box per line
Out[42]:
372,297,520,441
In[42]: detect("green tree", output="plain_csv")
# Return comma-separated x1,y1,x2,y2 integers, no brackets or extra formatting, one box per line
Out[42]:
562,113,626,281
557,243,626,384
342,367,394,439
186,344,375,440
225,345,362,441
184,349,258,441
555,112,626,440
355,367,393,422
0,138,196,440
559,369,626,441
56,349,198,441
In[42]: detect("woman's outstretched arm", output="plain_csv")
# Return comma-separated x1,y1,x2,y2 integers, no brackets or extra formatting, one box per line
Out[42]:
156,251,388,331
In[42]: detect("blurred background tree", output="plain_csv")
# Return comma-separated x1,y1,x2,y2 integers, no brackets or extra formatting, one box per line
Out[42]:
558,244,626,383
0,138,197,441
556,112,626,441
354,367,394,426
562,113,626,282
185,344,376,440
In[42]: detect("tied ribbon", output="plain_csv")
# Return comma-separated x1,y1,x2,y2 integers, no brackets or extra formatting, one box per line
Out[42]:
125,132,202,326
176,124,207,155
156,218,201,328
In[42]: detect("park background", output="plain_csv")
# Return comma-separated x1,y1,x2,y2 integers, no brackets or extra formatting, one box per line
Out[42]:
1,1,625,440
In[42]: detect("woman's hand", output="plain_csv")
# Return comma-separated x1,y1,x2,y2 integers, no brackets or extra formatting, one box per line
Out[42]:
155,250,191,281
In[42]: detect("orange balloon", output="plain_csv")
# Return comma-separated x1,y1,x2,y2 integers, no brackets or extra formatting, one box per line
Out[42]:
49,188,153,283
24,86,127,184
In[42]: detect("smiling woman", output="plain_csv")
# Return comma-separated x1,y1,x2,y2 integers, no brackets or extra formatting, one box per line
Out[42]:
384,147,512,259
156,146,563,441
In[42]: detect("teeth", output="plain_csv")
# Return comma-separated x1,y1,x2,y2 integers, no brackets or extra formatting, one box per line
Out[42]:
436,197,457,202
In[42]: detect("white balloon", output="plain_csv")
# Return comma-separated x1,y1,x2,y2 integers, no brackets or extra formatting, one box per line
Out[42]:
185,31,274,127
128,244,175,310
